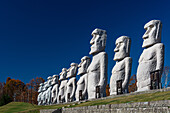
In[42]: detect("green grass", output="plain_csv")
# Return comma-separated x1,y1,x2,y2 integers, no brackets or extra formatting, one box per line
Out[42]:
0,102,38,113
1,90,170,113
71,91,170,107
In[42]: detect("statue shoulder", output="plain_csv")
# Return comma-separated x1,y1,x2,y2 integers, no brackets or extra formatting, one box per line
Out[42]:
98,52,108,59
99,51,107,56
154,43,164,49
124,57,132,62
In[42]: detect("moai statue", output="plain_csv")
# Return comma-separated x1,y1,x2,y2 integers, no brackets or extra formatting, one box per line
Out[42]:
110,36,132,95
65,63,78,102
136,20,164,92
87,28,108,99
45,76,53,105
75,56,91,101
37,83,44,105
57,68,68,103
51,74,59,104
42,81,48,105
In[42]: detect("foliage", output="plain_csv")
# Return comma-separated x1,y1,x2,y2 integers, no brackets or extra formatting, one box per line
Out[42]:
128,74,137,93
0,94,12,106
106,84,110,96
0,76,44,106
27,77,45,104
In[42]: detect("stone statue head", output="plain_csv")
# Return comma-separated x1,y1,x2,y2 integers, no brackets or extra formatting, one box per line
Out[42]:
47,76,52,87
51,74,59,85
89,28,107,55
38,83,44,93
142,20,162,48
43,81,47,91
67,63,78,78
59,68,67,81
78,56,91,75
114,36,131,61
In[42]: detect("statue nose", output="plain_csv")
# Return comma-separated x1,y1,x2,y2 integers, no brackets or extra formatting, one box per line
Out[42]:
114,48,119,52
143,34,148,39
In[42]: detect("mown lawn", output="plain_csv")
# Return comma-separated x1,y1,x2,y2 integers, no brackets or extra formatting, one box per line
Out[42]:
0,90,170,113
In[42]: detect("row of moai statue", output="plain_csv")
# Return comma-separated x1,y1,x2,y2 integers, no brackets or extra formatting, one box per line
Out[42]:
37,20,164,105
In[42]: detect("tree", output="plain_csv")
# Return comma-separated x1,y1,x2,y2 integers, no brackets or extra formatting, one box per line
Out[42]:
0,94,12,106
128,74,137,93
106,84,110,96
3,78,25,102
0,82,4,100
27,77,45,104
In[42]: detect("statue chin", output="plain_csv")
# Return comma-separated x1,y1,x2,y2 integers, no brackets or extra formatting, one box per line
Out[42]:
89,48,98,55
142,38,157,48
114,53,126,61
77,69,85,75
89,47,104,55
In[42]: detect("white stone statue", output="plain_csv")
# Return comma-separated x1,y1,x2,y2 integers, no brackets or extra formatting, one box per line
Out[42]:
45,76,53,105
57,68,68,103
87,28,108,99
37,83,44,105
65,63,78,102
75,56,91,101
136,20,164,92
51,74,59,104
42,81,48,105
110,36,132,95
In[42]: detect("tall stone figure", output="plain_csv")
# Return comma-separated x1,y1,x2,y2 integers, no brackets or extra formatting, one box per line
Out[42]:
42,81,48,105
46,76,53,105
51,74,59,104
37,83,44,105
110,36,132,95
136,20,164,92
65,63,78,102
87,28,108,99
75,56,91,101
57,68,68,103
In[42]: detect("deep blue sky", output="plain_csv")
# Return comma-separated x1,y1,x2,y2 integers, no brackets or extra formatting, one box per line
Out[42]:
0,0,170,84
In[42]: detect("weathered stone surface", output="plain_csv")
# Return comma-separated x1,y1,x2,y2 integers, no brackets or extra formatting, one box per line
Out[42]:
59,99,170,113
137,20,164,92
58,68,68,103
110,36,132,95
51,75,59,104
75,56,90,101
42,81,47,105
87,28,108,100
65,63,78,102
46,76,53,105
37,83,43,105
40,109,62,113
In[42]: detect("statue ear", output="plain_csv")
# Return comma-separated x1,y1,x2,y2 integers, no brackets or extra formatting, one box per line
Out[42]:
126,38,131,56
155,21,162,43
102,34,107,48
74,65,78,75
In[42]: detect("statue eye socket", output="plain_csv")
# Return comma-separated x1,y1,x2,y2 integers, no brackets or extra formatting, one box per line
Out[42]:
150,25,154,28
116,42,122,47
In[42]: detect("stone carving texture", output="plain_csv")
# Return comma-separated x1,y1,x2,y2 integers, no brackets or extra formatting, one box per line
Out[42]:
37,83,44,105
46,76,53,105
65,63,78,102
75,56,91,101
42,81,48,105
87,28,108,99
58,68,68,103
51,74,59,104
110,36,132,95
136,20,164,92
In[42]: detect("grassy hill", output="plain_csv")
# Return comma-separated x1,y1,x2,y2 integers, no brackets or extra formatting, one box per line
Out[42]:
1,90,170,113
